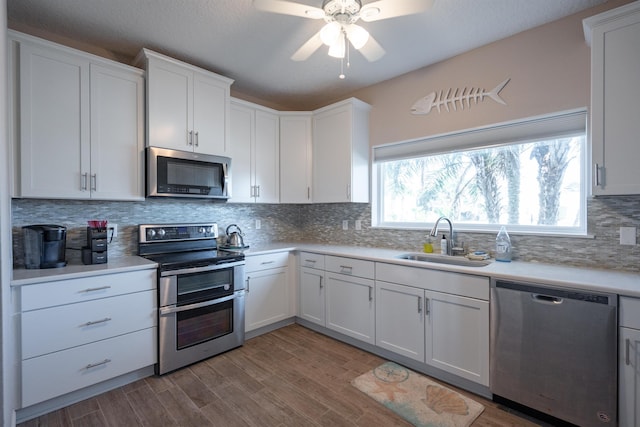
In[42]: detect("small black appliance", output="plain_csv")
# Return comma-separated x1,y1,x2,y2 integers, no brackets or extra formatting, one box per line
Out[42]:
23,224,67,269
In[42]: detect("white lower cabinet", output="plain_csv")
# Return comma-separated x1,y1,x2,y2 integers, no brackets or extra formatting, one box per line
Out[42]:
375,263,490,386
22,328,155,407
324,255,375,344
424,289,489,384
299,252,326,326
19,268,157,408
325,272,375,344
375,281,425,361
245,252,291,332
619,297,640,426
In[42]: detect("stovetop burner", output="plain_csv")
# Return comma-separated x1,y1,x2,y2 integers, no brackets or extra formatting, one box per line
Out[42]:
144,249,245,271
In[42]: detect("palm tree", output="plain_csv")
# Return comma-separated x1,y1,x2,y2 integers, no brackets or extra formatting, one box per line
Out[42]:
530,138,576,225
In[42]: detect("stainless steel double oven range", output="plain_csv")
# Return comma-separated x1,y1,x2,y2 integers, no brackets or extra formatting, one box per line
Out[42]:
138,223,245,375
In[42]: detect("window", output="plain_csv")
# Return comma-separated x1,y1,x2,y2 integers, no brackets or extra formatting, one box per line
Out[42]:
373,110,587,235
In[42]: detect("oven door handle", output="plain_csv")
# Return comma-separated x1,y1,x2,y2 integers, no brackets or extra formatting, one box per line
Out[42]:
159,291,244,315
159,261,245,277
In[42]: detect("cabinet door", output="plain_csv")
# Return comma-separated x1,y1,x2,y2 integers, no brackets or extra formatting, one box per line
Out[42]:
229,102,254,202
90,64,144,200
280,114,312,203
193,72,227,155
245,267,289,332
375,281,424,362
326,273,375,344
590,7,640,195
299,267,325,326
620,326,640,427
313,104,352,203
19,43,89,198
424,290,489,386
254,110,280,203
147,57,192,151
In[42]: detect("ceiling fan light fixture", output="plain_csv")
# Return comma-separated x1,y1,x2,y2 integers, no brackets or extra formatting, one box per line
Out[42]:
320,21,341,46
345,24,369,50
328,31,346,58
360,6,380,20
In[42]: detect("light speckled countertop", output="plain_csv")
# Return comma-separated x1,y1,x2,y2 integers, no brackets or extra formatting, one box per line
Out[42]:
244,243,640,298
12,244,640,297
11,256,157,286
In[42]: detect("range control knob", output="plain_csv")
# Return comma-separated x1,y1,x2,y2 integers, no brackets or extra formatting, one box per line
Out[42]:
157,229,166,237
205,226,213,234
198,227,205,234
147,229,156,238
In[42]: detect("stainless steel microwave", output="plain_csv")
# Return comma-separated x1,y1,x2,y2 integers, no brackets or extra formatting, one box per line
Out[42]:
146,147,231,200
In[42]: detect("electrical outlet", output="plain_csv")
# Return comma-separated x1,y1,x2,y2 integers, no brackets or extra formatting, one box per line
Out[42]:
255,219,261,230
355,220,362,230
342,220,349,230
620,226,636,245
108,224,118,238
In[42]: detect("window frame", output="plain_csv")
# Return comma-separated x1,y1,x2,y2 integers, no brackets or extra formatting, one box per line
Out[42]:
371,109,589,236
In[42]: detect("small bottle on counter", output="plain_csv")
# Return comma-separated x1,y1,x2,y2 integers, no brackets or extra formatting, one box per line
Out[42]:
423,237,433,253
440,234,447,255
495,226,512,262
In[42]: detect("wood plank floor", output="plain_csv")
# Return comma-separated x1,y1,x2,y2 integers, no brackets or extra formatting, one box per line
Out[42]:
19,324,542,427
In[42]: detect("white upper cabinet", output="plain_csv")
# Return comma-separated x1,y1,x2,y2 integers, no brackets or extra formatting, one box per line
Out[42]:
312,98,371,203
584,2,640,195
10,31,144,200
137,48,233,155
229,99,280,203
280,113,313,203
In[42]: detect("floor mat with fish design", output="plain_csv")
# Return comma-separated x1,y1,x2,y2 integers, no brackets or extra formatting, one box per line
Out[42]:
352,362,484,427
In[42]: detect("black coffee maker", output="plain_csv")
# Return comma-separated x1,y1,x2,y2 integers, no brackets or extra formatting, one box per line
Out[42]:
23,224,67,269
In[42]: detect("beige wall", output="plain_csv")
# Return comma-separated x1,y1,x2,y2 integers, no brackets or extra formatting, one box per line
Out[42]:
350,0,632,147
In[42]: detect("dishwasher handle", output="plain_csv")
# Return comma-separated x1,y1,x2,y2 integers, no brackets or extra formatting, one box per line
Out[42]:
532,294,563,305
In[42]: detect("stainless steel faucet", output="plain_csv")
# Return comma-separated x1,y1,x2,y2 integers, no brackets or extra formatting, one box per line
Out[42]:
429,216,453,255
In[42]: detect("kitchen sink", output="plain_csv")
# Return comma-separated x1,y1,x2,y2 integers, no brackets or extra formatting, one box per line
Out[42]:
395,253,490,267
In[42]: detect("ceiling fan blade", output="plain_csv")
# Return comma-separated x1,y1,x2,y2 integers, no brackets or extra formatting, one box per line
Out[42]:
291,31,324,61
360,0,434,22
253,0,325,19
358,35,385,62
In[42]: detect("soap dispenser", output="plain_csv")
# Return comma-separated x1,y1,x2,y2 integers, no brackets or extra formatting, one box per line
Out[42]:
440,234,447,255
495,226,512,262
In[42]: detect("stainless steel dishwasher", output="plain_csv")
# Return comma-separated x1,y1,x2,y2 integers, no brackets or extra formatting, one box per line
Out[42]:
490,279,617,427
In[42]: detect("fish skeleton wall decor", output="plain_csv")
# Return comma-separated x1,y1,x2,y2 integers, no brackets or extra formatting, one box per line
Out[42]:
411,78,511,115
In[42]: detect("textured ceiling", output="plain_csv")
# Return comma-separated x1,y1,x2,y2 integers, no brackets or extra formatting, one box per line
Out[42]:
7,0,607,110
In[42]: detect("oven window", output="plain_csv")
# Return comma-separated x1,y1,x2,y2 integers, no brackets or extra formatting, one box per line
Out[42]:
177,268,233,305
177,299,233,349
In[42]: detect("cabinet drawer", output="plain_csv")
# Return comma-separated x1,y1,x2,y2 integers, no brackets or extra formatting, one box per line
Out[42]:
22,327,156,407
22,290,156,359
245,251,289,272
299,252,325,270
325,256,374,279
21,269,156,311
620,296,640,329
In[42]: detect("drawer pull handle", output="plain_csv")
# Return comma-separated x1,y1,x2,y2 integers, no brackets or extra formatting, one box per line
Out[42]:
246,276,250,293
82,317,112,327
261,261,275,265
80,286,111,293
418,296,422,313
319,276,324,289
425,298,430,316
340,265,353,273
626,338,631,366
305,259,316,263
85,359,111,370
368,286,373,302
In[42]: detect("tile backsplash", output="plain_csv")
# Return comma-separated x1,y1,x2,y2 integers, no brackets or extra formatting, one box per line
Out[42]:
11,196,640,272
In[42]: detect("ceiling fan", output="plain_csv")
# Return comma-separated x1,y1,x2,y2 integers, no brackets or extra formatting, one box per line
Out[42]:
253,0,434,64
